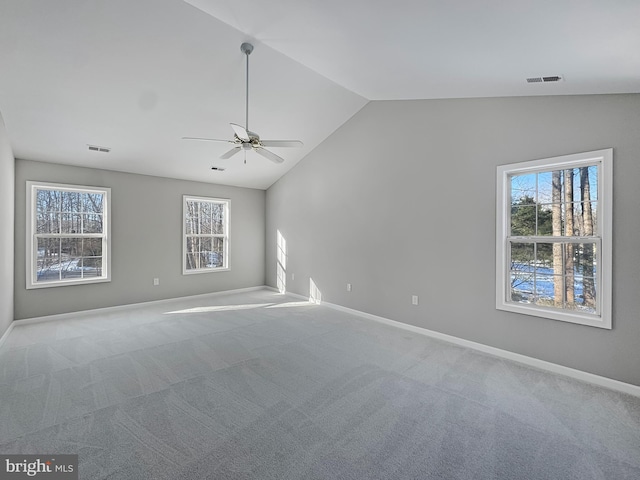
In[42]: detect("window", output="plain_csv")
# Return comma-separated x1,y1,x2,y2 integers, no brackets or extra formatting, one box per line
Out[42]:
183,196,229,274
26,181,111,289
496,149,612,329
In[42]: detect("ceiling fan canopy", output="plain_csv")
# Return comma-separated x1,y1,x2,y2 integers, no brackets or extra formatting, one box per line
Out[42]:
183,42,303,164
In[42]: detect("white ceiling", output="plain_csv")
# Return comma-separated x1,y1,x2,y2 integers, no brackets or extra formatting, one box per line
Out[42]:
1,0,639,189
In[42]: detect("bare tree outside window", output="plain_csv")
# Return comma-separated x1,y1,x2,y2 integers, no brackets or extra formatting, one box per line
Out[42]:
27,182,110,289
497,149,611,328
508,167,599,313
183,196,229,273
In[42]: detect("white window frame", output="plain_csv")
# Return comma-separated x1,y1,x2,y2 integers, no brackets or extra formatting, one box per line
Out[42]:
496,149,612,329
182,195,230,274
26,181,111,289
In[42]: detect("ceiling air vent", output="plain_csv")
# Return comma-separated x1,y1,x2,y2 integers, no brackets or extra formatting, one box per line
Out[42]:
527,75,564,83
211,166,225,172
88,144,111,153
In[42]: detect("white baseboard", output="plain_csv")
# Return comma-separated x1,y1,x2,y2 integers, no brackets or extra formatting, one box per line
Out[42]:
0,321,15,349
278,288,640,398
13,285,268,326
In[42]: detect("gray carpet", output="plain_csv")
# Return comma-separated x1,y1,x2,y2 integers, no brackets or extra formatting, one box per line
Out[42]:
1,289,639,479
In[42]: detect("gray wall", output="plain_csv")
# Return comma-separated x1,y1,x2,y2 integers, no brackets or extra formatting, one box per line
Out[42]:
15,160,265,319
266,94,640,386
0,112,15,338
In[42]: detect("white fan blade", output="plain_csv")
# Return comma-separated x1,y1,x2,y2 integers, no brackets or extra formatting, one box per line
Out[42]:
182,137,234,143
230,123,250,141
255,147,284,164
260,140,303,148
220,147,241,159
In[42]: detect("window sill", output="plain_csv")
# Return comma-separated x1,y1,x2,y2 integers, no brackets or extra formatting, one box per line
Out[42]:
27,277,111,290
183,267,230,275
497,301,611,329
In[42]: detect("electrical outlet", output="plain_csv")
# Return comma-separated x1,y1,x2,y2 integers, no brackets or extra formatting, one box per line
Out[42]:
153,278,160,286
412,295,419,305
347,283,352,292
291,273,295,280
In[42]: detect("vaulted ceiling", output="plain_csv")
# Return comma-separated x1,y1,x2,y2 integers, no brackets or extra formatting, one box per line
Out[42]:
1,0,638,189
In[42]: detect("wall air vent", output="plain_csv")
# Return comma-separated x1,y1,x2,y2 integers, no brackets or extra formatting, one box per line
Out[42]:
211,166,225,171
527,75,564,83
88,145,111,153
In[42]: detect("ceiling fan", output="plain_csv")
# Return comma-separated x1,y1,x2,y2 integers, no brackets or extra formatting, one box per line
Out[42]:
183,42,303,164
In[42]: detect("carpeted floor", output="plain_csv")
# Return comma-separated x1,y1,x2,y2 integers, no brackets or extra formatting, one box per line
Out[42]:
1,289,639,479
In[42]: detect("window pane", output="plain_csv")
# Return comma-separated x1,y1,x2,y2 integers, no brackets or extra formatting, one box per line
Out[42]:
510,242,535,303
510,242,535,269
534,242,563,309
185,253,197,270
574,243,597,275
37,213,60,234
577,201,597,236
537,205,553,235
565,203,578,236
82,193,104,214
36,189,61,213
186,236,195,252
61,238,82,256
36,238,60,283
563,243,576,277
185,216,198,235
61,191,81,213
199,202,212,234
200,221,211,235
534,274,563,308
82,238,103,257
199,218,212,235
212,237,224,267
82,213,103,233
185,200,197,216
573,277,597,314
60,238,82,278
535,242,553,267
60,213,82,234
534,204,561,236
212,203,225,234
185,201,198,234
510,173,536,204
510,287,532,303
510,205,537,236
212,236,224,251
537,171,563,204
82,257,102,277
206,251,222,268
577,165,598,202
564,168,578,204
199,237,212,252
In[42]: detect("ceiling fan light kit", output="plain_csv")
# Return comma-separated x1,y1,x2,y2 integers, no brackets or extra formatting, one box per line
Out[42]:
183,42,303,165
